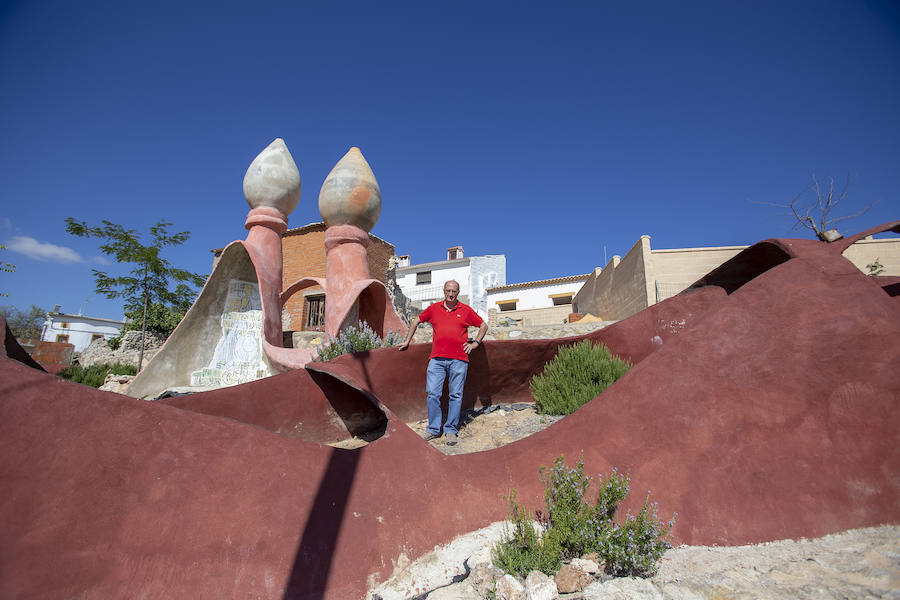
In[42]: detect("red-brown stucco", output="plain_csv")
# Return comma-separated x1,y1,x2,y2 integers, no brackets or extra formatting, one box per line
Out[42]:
1,223,897,599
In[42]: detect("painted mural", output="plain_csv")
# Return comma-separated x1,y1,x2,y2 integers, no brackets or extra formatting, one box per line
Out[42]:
190,279,270,387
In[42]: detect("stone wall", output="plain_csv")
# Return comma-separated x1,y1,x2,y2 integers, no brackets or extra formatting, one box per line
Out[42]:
385,255,419,326
411,319,614,344
486,305,574,327
79,330,167,368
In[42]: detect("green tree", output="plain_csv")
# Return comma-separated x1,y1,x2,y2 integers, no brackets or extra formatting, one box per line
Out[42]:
64,218,206,371
122,301,189,335
0,304,46,339
1,244,15,297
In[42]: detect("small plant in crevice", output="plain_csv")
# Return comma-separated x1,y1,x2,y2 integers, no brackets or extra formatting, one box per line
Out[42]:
106,334,122,350
492,455,675,579
529,340,631,415
866,258,885,276
312,320,403,362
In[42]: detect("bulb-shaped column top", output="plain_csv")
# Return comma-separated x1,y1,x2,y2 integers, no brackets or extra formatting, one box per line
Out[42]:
318,147,381,232
243,138,301,216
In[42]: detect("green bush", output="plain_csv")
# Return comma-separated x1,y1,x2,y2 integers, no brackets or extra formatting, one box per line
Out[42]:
491,491,563,577
530,340,631,415
492,456,675,578
312,321,403,362
58,362,137,388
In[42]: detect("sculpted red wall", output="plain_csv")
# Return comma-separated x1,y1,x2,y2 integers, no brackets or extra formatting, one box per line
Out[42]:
1,223,897,600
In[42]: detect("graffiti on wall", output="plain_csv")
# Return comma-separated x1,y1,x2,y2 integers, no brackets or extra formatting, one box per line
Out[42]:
190,280,271,387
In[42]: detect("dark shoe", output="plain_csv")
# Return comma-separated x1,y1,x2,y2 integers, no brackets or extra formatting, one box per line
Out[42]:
423,431,440,441
445,433,458,446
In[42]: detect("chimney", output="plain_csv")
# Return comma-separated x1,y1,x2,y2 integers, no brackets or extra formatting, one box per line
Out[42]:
447,246,463,260
398,254,410,267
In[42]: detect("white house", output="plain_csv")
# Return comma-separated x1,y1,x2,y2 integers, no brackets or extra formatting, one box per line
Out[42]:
41,305,126,353
485,274,590,326
395,246,506,318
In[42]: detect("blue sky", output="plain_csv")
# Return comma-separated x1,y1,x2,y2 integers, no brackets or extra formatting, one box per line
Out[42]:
2,0,898,320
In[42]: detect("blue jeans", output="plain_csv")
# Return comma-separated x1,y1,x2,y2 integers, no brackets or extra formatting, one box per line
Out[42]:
426,357,469,436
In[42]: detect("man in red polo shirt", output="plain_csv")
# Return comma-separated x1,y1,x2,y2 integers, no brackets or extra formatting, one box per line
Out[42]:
398,280,487,445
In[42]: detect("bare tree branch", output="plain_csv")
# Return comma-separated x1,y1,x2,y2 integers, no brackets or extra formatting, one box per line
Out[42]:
756,174,877,242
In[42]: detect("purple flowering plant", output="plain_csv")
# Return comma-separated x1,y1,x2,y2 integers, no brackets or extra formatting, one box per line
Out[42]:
492,455,675,578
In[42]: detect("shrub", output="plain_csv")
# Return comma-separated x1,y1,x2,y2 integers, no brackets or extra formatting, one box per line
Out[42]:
312,321,403,362
600,495,675,576
530,340,631,415
492,455,675,579
491,491,563,577
58,362,137,388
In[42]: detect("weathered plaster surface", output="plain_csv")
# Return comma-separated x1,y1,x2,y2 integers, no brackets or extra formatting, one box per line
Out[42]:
2,223,897,600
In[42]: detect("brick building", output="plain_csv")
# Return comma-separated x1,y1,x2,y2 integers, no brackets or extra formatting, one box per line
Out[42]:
213,222,397,332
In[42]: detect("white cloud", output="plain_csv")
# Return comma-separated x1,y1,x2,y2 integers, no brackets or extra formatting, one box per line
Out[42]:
6,236,83,263
92,255,112,265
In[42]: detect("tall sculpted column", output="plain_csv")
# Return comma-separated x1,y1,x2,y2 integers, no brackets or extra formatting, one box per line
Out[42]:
318,147,382,339
241,138,301,349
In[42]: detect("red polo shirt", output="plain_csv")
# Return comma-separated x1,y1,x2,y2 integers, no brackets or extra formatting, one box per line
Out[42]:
419,300,484,362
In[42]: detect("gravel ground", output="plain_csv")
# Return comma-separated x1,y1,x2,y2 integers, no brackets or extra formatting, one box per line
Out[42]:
407,403,563,454
416,524,900,599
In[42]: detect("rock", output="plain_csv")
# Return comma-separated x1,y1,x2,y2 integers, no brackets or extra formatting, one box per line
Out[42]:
469,563,505,598
425,581,481,599
291,331,325,350
385,255,419,326
367,522,508,600
571,557,602,574
524,571,557,600
495,574,525,600
79,331,166,369
583,577,662,600
555,563,594,593
366,522,900,599
98,373,134,394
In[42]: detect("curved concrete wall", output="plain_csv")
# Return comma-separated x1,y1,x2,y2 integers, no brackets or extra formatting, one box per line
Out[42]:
1,225,898,599
127,241,263,399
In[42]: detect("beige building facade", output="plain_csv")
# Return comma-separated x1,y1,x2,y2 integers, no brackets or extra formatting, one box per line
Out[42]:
574,233,899,322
